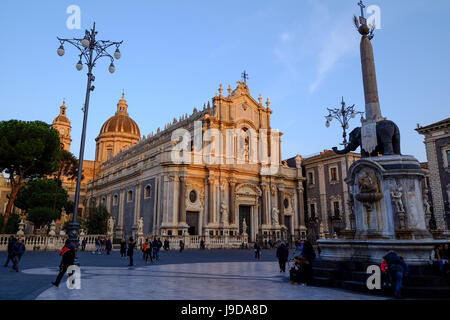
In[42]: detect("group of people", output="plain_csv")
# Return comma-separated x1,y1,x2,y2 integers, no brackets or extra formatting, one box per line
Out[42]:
278,240,316,286
92,237,113,255
140,238,163,263
3,235,25,272
431,244,450,275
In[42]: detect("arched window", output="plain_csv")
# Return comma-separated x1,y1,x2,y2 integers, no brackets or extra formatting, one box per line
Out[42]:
113,194,118,206
127,190,133,202
144,185,152,198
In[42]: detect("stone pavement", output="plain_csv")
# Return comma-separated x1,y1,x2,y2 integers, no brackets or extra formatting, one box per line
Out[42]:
0,249,383,300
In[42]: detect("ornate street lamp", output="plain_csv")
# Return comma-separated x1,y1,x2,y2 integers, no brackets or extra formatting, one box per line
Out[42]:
325,97,363,231
57,23,123,248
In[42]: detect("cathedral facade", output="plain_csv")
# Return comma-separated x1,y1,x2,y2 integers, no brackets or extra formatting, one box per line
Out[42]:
82,81,306,242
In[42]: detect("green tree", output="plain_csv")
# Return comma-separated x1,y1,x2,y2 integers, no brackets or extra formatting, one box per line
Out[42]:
86,205,109,235
0,212,21,234
15,178,69,214
27,207,59,231
0,120,60,222
51,150,80,211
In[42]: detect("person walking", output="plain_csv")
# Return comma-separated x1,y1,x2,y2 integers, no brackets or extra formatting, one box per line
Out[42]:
152,238,159,260
127,236,136,266
93,237,101,255
144,239,153,263
12,237,25,272
254,242,261,260
52,240,76,287
200,239,205,250
4,235,16,267
163,239,170,251
81,239,87,251
179,239,185,253
276,242,289,273
120,239,127,258
105,238,112,255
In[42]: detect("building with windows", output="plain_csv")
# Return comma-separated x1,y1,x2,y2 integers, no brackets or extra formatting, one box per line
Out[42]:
416,118,450,234
301,150,360,238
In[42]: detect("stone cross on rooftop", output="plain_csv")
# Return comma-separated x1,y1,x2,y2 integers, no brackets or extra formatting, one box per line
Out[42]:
241,71,249,83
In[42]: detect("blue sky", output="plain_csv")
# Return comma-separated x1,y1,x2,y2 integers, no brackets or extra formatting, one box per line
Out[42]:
0,0,449,162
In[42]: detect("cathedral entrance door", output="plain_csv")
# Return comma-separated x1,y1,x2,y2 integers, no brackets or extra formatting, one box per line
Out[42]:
239,205,251,238
186,211,199,235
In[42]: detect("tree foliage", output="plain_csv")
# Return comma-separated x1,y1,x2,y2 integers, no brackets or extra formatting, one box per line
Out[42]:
0,212,20,234
0,120,61,221
26,207,60,230
15,178,68,214
86,205,109,235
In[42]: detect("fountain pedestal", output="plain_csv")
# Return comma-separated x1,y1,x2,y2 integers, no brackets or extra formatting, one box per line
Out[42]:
318,155,445,265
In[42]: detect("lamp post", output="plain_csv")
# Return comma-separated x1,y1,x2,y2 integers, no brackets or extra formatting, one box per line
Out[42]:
57,23,123,248
325,97,363,230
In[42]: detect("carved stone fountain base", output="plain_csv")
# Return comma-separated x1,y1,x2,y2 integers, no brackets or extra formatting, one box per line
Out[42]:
318,239,447,265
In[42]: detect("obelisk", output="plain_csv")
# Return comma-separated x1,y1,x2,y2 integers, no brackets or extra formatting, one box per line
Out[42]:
356,1,385,155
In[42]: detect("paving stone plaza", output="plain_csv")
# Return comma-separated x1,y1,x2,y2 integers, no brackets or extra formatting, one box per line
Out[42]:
0,249,382,300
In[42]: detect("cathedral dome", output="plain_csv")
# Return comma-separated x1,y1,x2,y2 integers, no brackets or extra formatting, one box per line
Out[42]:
98,93,140,137
95,93,141,163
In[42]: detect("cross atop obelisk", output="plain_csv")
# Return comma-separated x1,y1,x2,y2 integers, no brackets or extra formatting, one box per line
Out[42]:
358,0,365,19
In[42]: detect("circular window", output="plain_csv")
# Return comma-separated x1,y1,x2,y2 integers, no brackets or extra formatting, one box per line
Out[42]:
284,198,289,209
189,190,197,203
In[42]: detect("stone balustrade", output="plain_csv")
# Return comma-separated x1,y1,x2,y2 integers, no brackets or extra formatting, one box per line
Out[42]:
0,234,106,251
137,234,248,250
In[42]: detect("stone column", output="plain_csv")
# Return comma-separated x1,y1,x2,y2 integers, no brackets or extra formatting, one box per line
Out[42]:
208,173,215,224
297,184,306,233
178,176,186,224
229,178,236,225
278,185,285,226
360,27,382,121
260,183,268,225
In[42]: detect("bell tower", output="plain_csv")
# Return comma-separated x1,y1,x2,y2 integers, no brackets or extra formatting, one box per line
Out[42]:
52,100,72,151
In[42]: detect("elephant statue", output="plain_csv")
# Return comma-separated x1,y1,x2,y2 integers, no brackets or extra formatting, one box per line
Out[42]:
333,120,401,158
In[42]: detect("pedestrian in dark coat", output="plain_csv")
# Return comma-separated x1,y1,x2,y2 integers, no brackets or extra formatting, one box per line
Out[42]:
105,238,112,255
301,241,316,262
4,236,16,267
179,240,185,253
276,243,289,272
383,251,406,299
81,239,87,251
52,240,76,287
12,238,26,272
254,243,261,260
127,237,136,266
120,239,127,258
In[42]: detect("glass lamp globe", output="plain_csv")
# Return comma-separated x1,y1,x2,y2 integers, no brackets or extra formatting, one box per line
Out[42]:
81,38,90,48
345,123,349,130
57,45,65,56
327,115,333,122
351,112,356,119
109,63,115,74
114,48,121,59
76,61,83,71
325,121,330,128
